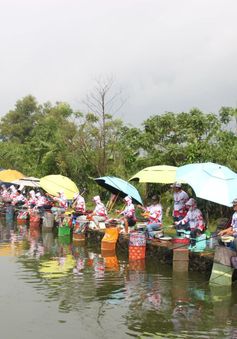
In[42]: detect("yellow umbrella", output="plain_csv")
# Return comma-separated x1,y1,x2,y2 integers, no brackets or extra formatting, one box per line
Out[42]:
0,243,24,256
129,165,178,184
40,174,79,199
0,169,25,182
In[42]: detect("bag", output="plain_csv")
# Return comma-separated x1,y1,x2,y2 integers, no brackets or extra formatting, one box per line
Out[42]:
231,256,237,269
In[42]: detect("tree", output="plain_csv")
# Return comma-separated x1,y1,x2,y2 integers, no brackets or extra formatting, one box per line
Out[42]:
82,77,126,176
0,95,42,143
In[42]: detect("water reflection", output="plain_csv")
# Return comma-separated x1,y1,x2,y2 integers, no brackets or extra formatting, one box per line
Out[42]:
0,219,236,338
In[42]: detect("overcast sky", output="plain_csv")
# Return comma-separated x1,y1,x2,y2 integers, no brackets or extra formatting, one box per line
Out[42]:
0,0,236,126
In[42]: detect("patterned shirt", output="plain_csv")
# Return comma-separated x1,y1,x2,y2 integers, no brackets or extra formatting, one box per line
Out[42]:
231,211,237,235
181,208,205,231
146,203,162,224
173,190,189,218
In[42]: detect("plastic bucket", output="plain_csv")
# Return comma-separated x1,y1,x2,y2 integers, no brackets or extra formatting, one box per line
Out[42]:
129,245,146,260
58,226,71,236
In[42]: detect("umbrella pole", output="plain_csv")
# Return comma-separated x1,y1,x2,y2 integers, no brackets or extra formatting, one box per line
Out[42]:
107,194,119,212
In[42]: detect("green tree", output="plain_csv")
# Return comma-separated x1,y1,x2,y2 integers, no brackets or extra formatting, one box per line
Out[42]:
0,95,41,143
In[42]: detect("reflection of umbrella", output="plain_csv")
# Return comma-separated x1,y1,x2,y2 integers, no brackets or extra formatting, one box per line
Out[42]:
40,175,79,199
176,162,237,207
39,255,75,278
0,169,24,182
94,176,143,204
129,165,178,184
11,176,40,188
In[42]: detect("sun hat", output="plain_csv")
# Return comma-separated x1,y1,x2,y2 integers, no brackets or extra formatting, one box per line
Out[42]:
170,182,182,188
232,198,237,206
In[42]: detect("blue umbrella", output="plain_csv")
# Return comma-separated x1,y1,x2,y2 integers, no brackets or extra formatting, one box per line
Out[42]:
94,176,143,205
176,162,237,207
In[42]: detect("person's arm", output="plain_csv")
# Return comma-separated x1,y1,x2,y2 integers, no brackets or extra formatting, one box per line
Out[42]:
218,227,233,236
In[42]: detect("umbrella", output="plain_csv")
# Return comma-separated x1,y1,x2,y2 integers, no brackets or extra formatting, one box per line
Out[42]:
176,162,237,207
40,175,79,200
129,165,178,184
0,169,25,182
11,176,40,188
94,176,143,205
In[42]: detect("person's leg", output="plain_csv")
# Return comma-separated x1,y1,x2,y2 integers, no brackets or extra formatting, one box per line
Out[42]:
146,223,161,238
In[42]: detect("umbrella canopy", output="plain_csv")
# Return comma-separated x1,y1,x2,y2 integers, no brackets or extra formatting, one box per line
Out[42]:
11,176,40,188
0,169,24,182
176,162,237,207
94,176,143,205
40,175,79,200
129,165,178,184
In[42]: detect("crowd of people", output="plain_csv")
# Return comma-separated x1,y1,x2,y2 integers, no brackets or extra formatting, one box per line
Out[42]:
0,181,236,251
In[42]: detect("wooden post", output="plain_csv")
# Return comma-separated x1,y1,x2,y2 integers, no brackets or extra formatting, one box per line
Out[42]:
173,248,189,272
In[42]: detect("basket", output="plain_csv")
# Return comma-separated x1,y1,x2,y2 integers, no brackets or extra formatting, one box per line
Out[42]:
73,233,85,242
129,259,145,271
58,226,71,236
172,237,190,244
101,241,116,251
29,220,40,228
129,246,146,260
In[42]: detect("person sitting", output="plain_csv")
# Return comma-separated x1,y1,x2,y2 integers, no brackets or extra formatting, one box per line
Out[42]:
139,195,163,238
89,195,108,229
12,190,26,206
174,198,205,248
72,192,86,216
53,191,68,212
116,196,136,234
218,198,237,251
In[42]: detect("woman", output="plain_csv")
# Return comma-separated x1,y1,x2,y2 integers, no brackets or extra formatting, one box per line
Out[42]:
218,198,237,250
139,195,162,238
175,198,205,247
117,196,136,234
90,195,108,229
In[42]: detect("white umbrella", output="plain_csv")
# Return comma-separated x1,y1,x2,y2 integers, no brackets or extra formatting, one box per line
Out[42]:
11,176,40,188
176,162,237,207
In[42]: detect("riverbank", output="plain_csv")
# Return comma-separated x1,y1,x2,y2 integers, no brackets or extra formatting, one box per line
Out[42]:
86,228,215,274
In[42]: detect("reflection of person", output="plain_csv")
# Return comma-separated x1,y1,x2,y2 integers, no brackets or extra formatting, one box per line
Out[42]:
171,183,189,222
139,195,162,238
218,198,237,250
175,198,205,247
117,196,136,234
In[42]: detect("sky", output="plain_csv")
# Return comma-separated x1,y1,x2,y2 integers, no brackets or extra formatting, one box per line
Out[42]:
0,0,237,127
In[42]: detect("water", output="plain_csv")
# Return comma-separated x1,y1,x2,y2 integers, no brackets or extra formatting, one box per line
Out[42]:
0,220,237,339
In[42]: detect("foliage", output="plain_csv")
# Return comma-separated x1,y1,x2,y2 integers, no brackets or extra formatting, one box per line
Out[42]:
0,90,237,220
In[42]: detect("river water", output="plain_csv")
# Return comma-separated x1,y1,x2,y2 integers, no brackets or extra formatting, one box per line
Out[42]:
0,221,237,339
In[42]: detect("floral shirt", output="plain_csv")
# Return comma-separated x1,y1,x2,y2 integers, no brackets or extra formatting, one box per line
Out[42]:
94,202,107,217
231,212,237,236
146,203,162,224
121,203,136,219
173,190,189,218
181,208,205,231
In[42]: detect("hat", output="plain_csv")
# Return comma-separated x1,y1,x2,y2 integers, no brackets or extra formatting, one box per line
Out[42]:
151,194,160,202
170,182,182,188
124,196,132,203
185,198,196,206
232,198,237,206
93,195,101,203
